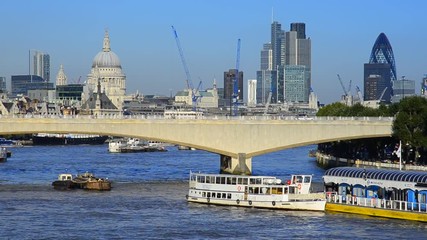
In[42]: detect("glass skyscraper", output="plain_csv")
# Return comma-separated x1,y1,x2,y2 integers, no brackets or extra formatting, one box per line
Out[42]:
364,33,396,102
369,33,396,81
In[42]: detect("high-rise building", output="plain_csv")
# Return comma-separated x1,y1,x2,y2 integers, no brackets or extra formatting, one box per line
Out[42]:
256,70,276,104
271,21,284,69
260,43,272,71
283,23,311,103
364,33,396,102
223,69,243,104
369,33,397,81
391,76,415,103
247,79,257,106
290,23,306,39
284,65,309,103
33,51,50,82
0,77,6,93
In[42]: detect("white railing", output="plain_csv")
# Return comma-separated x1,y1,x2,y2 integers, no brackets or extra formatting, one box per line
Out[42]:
0,113,395,122
327,192,427,213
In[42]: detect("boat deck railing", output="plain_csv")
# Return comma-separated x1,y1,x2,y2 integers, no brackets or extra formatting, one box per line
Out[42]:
327,192,427,213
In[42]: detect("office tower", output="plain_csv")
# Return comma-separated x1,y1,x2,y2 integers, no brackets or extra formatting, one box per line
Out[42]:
0,77,6,92
284,65,309,102
260,43,272,71
290,23,306,39
369,33,396,81
256,70,276,104
271,21,284,69
391,77,415,103
11,75,54,97
247,79,257,106
223,69,243,104
33,51,50,82
364,33,396,102
283,23,311,103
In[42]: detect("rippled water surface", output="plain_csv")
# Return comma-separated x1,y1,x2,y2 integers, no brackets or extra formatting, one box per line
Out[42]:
1,145,426,239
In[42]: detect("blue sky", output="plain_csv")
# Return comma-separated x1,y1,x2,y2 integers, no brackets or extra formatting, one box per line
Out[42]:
0,0,426,104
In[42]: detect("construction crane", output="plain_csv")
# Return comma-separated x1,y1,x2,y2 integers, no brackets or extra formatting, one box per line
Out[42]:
337,74,353,106
232,39,241,116
171,26,200,110
337,74,348,96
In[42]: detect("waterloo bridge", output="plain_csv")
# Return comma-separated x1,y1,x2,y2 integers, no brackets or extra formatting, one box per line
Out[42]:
0,115,393,175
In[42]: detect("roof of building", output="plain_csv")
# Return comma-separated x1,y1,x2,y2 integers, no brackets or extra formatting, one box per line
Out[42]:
324,167,427,184
92,30,121,69
175,91,189,97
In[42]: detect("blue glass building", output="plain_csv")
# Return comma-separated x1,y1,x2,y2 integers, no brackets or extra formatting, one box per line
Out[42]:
364,33,396,102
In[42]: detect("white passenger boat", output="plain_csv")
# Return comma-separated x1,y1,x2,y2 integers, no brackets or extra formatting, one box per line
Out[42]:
108,138,128,153
187,172,326,211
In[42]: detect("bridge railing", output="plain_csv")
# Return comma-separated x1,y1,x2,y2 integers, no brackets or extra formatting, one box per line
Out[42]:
0,114,394,122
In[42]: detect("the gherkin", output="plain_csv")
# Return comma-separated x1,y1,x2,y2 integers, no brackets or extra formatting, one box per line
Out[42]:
369,33,397,81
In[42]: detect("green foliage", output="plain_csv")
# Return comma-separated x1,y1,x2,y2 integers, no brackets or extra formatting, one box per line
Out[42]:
392,96,427,148
316,102,393,117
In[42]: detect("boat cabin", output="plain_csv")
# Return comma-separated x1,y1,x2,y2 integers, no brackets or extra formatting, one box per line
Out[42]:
324,167,427,210
189,172,313,199
57,174,73,181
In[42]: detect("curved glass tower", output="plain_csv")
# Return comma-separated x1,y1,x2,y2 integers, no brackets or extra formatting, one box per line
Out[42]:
369,33,396,81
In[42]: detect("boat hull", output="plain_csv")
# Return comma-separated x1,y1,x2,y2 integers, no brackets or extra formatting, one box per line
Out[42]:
326,202,427,222
52,180,77,190
187,197,326,211
33,135,108,145
85,180,112,191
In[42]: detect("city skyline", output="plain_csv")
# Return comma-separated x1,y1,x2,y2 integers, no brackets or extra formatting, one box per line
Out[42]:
1,0,426,104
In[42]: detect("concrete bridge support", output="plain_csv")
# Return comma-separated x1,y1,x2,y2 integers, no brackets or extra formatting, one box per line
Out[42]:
220,153,252,175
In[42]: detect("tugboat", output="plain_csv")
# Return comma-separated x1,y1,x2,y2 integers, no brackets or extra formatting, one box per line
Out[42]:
52,172,111,191
52,173,76,190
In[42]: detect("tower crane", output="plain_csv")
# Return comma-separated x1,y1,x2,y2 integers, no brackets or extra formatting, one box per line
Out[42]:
171,26,200,110
232,39,241,116
337,74,353,106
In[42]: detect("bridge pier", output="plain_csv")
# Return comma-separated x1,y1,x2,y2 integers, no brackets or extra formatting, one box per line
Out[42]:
220,153,252,175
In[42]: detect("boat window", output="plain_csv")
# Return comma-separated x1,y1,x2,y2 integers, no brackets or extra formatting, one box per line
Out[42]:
242,178,248,185
206,176,211,183
222,193,226,199
216,177,220,184
227,177,232,184
207,192,211,198
304,176,311,183
202,192,206,197
289,187,296,194
249,187,254,194
231,177,237,185
220,177,225,184
295,176,303,183
284,187,288,194
261,187,270,194
197,176,205,183
227,193,232,199
254,187,260,194
250,178,256,184
256,178,262,184
238,178,242,184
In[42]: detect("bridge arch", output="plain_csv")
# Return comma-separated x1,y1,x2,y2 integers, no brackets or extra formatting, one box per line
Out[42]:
0,115,393,174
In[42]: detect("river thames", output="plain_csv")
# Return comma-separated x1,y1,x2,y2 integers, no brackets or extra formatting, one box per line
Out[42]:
0,144,426,239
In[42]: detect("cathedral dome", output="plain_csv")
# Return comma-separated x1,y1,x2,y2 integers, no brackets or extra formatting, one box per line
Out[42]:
91,30,122,68
92,51,121,68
